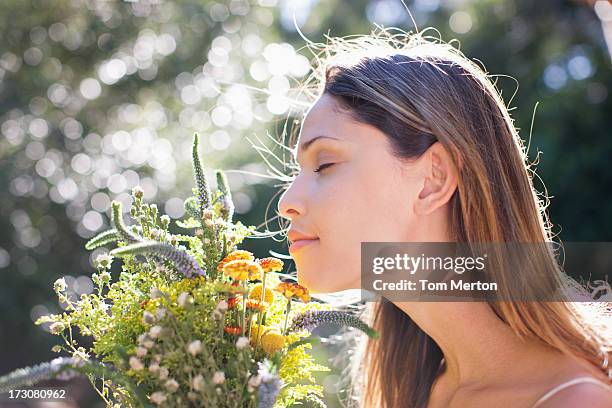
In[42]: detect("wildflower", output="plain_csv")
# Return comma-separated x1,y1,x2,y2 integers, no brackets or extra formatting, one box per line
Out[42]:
158,367,169,380
257,361,282,408
149,391,167,405
288,310,379,339
150,287,164,299
247,374,262,393
212,371,225,385
222,259,263,281
257,257,284,273
275,282,311,302
129,356,144,371
165,378,179,393
49,322,65,334
216,300,228,312
53,278,67,293
249,324,269,345
223,326,242,335
187,340,202,356
142,311,155,325
136,347,147,357
148,362,160,373
155,307,166,320
260,330,286,354
236,336,250,350
211,309,222,320
177,292,192,307
248,283,275,304
143,339,155,349
192,374,204,391
132,186,144,200
227,296,241,309
216,250,255,273
95,253,113,269
148,325,163,339
245,298,268,313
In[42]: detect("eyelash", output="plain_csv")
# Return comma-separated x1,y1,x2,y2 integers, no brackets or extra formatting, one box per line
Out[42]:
314,163,335,173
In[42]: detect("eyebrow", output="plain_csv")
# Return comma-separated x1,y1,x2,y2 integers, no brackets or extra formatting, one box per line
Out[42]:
299,135,339,153
294,135,339,163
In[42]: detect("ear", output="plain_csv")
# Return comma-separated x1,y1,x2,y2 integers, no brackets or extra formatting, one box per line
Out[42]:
414,142,460,216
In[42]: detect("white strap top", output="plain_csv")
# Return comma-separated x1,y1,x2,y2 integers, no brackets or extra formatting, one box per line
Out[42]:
531,376,612,408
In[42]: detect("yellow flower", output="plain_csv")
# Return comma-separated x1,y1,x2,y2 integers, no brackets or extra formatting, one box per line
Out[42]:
256,257,284,273
260,330,286,354
248,283,275,304
249,323,270,345
217,250,254,273
222,259,263,281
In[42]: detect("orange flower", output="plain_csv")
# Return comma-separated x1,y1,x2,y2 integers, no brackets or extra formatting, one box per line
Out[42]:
245,298,268,313
217,250,255,273
227,296,241,309
275,282,310,302
223,326,242,335
222,259,263,281
257,257,284,273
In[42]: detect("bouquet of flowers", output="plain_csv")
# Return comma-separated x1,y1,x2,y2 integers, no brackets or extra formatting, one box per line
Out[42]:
0,133,379,408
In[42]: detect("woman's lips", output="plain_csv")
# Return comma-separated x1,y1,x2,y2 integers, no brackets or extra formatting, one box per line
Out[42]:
289,238,319,253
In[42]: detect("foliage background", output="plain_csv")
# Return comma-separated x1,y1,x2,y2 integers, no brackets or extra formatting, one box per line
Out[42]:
1,0,610,406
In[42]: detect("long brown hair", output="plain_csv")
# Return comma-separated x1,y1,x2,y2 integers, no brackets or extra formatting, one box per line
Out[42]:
281,28,611,408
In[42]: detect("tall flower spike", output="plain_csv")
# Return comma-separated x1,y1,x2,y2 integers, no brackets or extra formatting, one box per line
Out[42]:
0,357,82,393
85,229,122,250
192,133,212,214
215,169,234,223
288,310,379,339
111,201,142,243
110,241,206,278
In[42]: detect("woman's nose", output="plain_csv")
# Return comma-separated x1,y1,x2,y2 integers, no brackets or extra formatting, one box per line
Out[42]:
277,187,304,221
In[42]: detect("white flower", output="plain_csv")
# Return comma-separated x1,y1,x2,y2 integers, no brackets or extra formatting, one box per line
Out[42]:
129,356,144,371
212,371,225,385
150,287,163,299
137,333,147,344
148,362,160,373
53,278,67,293
216,300,228,312
164,378,179,393
148,325,163,339
247,374,261,392
95,253,113,269
155,307,167,320
236,336,249,350
143,339,155,349
149,391,166,405
49,322,65,334
191,374,204,391
177,292,192,307
187,340,202,356
142,311,155,324
136,347,147,357
211,309,222,320
158,366,169,380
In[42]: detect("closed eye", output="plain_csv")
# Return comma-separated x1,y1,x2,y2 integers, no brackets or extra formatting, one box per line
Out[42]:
314,163,335,173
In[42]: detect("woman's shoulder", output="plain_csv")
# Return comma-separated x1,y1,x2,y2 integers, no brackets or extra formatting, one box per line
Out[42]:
531,375,612,408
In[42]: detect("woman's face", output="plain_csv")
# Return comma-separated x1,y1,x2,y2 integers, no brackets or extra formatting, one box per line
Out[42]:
278,94,428,293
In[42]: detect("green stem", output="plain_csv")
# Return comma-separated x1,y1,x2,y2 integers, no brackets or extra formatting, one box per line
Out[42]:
254,274,267,351
282,300,292,336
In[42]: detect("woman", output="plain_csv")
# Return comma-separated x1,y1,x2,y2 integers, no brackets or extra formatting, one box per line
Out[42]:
276,30,612,407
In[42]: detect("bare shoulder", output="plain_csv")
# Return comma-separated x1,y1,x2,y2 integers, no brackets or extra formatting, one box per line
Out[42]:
538,381,612,408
